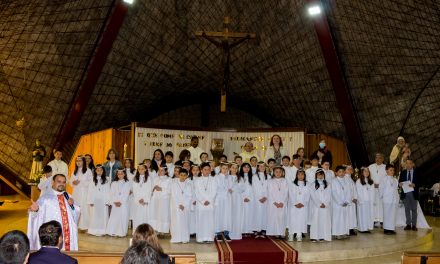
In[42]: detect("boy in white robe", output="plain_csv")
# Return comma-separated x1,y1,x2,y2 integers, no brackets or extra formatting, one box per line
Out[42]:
309,169,332,242
150,164,172,234
305,156,320,183
345,165,358,236
253,162,269,238
331,166,351,239
368,153,386,227
356,167,375,233
170,168,193,243
69,156,93,231
132,163,153,233
195,162,218,243
215,163,233,241
165,151,175,177
322,161,335,183
379,164,399,235
37,165,53,197
287,168,310,242
266,166,288,237
106,169,131,237
87,165,110,236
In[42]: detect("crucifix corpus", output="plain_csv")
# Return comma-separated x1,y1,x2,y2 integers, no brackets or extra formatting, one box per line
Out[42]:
195,17,256,112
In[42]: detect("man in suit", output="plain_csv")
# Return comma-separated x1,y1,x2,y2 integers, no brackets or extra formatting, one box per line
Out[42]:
28,220,77,264
399,159,419,231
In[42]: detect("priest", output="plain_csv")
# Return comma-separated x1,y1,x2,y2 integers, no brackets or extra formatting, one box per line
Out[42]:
27,174,80,251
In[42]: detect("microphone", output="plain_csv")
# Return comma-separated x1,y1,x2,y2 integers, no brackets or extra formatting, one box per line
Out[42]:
63,192,75,210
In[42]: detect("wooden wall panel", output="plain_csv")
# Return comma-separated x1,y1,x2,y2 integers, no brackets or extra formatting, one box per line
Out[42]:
113,130,132,161
306,134,351,169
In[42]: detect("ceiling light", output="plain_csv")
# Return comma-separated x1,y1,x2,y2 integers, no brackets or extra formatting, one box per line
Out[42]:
308,5,321,16
123,0,134,4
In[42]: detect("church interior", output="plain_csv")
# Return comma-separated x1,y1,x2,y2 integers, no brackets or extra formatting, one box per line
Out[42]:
1,0,440,263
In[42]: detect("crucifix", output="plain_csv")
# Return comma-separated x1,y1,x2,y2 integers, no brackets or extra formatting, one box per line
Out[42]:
195,17,256,112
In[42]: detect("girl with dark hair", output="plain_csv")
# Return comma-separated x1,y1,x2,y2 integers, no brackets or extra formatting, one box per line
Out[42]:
356,167,375,233
265,135,288,165
106,169,131,237
87,164,110,236
309,169,331,242
239,163,254,236
85,154,95,171
132,163,153,232
266,166,288,238
189,164,200,236
124,158,136,222
151,149,165,172
174,149,194,167
229,163,245,240
70,156,93,231
252,161,269,238
287,168,310,242
103,149,122,182
143,158,157,178
214,163,233,241
150,164,171,235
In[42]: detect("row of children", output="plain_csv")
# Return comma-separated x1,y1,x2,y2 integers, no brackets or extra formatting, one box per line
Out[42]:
39,152,401,243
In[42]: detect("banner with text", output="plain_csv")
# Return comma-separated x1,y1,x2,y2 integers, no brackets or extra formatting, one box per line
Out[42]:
134,126,304,165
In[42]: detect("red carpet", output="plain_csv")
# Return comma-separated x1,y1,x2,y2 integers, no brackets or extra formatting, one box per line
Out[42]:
215,235,298,264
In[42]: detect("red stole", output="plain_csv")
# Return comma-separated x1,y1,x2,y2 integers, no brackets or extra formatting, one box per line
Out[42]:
56,194,71,251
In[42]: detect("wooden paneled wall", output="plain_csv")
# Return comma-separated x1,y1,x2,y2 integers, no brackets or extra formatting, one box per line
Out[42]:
305,134,351,169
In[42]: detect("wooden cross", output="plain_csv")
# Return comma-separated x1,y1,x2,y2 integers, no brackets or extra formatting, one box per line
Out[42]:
195,17,256,112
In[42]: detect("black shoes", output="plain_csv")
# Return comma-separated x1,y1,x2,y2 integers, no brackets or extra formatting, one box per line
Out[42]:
216,233,224,241
384,229,396,235
404,225,411,230
224,234,232,241
412,226,418,231
349,229,358,236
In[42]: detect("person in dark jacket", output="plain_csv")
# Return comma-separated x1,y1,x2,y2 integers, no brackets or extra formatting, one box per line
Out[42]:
399,159,419,231
28,220,77,264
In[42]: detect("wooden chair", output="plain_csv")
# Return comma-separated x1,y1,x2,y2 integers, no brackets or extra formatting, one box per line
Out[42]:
66,252,196,264
402,251,440,264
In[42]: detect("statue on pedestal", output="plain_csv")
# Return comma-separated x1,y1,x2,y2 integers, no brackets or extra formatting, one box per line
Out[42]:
210,139,224,165
29,139,46,181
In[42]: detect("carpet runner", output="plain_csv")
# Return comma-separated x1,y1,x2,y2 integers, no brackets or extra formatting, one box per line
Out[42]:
215,235,298,264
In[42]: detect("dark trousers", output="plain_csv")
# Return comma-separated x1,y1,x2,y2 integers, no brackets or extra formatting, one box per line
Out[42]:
403,192,417,226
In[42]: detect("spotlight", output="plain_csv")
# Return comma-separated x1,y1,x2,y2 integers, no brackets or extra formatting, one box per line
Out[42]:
308,5,321,16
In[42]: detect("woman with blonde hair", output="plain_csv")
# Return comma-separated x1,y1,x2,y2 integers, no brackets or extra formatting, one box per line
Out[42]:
132,224,170,264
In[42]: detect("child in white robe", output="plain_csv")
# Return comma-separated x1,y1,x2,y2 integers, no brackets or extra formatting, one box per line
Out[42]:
253,161,269,237
309,169,332,242
305,156,320,183
356,167,375,233
215,162,233,241
322,161,335,183
195,162,218,243
331,166,351,239
379,164,399,235
124,158,136,223
250,156,258,175
150,164,171,234
170,168,193,243
345,165,358,235
266,166,289,237
106,169,131,237
165,151,175,177
287,168,310,242
229,163,245,240
70,156,93,230
132,163,153,233
37,165,53,197
239,163,255,235
87,164,110,236
189,165,200,235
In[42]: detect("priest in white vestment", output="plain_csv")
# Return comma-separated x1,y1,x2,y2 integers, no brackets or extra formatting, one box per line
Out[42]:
187,136,205,165
28,174,80,251
368,153,387,224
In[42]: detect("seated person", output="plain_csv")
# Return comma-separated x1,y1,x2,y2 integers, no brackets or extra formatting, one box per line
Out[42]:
0,230,29,264
28,220,77,264
132,224,170,264
121,240,159,264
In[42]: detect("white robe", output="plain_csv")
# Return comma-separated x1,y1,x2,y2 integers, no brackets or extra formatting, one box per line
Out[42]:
230,175,246,239
309,182,332,241
170,179,193,243
242,173,255,233
126,169,136,221
266,178,288,236
331,177,351,236
189,178,197,235
149,176,171,233
252,173,269,231
87,179,110,236
369,163,386,222
305,166,319,183
47,159,69,177
214,173,233,232
27,189,80,251
324,169,335,183
345,175,358,229
106,180,131,236
356,180,375,231
37,175,53,197
132,175,153,232
287,181,310,234
69,168,93,230
166,163,175,177
194,176,217,242
379,176,399,230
